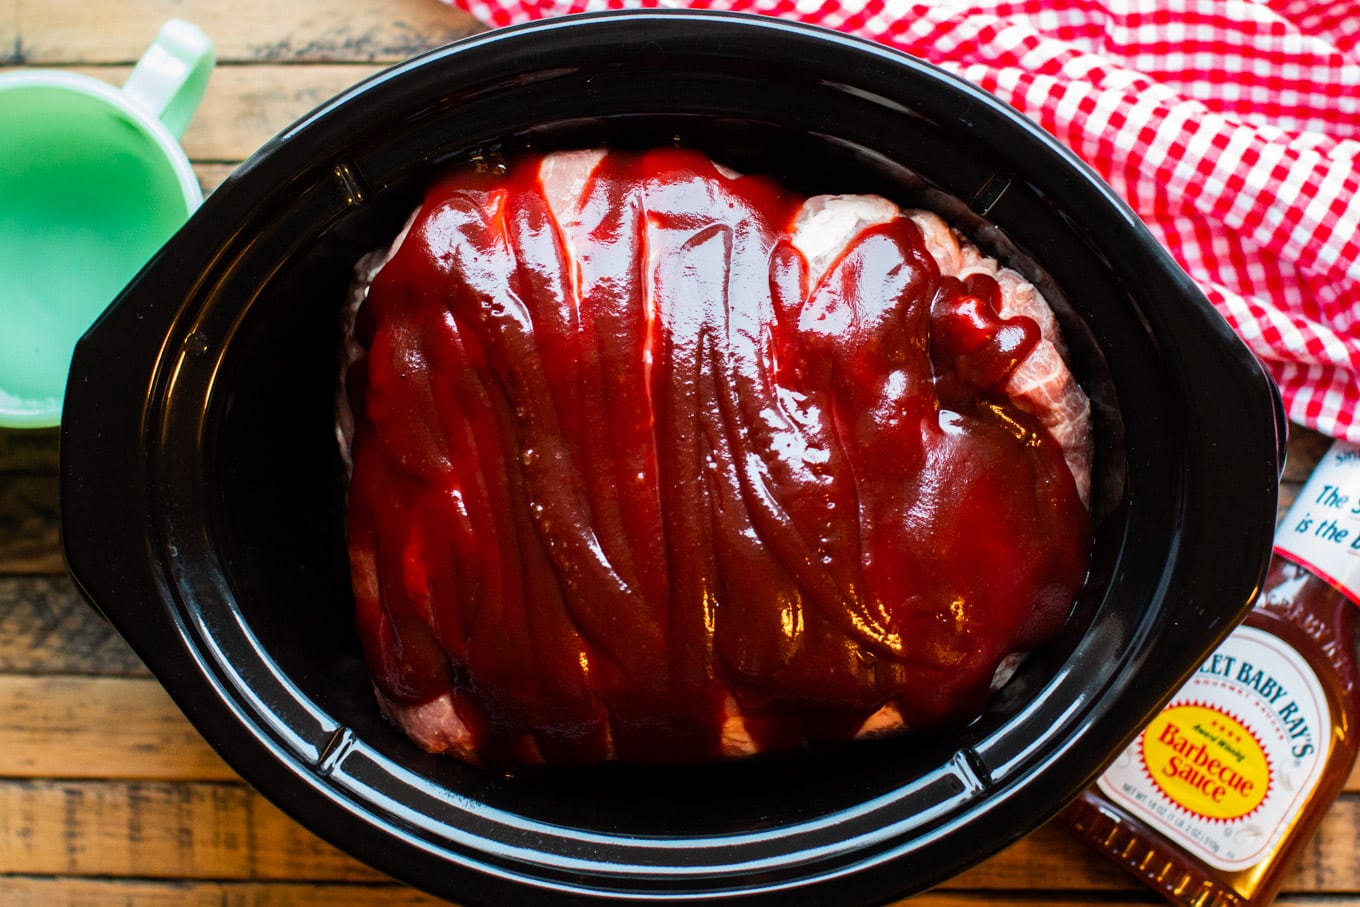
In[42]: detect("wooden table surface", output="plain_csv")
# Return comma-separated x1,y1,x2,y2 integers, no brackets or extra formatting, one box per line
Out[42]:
3,2,1358,904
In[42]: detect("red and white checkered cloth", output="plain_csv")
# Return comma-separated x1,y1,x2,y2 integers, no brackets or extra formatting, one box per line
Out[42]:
442,0,1360,443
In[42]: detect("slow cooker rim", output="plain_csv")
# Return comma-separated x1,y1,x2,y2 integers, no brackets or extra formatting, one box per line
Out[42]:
61,9,1283,906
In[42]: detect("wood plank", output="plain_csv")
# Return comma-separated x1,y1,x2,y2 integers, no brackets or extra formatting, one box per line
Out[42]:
0,780,386,881
183,64,384,162
1280,425,1330,517
918,898,1360,907
1,0,482,65
952,822,1163,891
25,64,385,163
0,777,1357,892
198,162,241,194
4,883,1353,907
955,799,1360,892
0,476,62,575
0,433,58,578
10,664,1360,791
0,879,449,907
912,897,1360,907
0,676,233,781
1284,427,1333,483
0,64,382,162
5,0,1344,902
2,879,1358,907
0,429,59,473
0,778,1117,888
16,664,1360,790
0,576,147,675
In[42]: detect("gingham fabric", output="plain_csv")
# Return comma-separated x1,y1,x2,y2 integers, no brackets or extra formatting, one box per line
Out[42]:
443,0,1360,441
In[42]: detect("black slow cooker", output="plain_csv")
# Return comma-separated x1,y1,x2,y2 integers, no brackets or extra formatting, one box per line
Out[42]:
61,10,1284,905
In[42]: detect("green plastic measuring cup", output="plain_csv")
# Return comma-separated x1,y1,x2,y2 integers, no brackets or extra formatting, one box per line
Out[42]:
0,19,214,428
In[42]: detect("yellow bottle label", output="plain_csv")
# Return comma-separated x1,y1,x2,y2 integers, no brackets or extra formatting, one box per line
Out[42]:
1140,704,1270,822
1096,625,1328,871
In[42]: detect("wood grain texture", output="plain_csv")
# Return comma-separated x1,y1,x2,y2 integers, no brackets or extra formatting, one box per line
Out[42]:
1,778,1359,896
0,476,61,575
19,64,385,162
0,676,233,780
0,780,385,881
3,881,1358,907
0,0,482,65
962,802,1360,893
0,879,447,907
0,61,472,165
15,617,1360,789
0,780,1134,890
199,162,242,194
0,429,59,473
0,576,147,675
0,0,1346,895
0,430,1344,905
34,878,1360,907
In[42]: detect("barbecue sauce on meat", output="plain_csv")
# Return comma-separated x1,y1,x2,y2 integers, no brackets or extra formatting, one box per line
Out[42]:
344,149,1092,766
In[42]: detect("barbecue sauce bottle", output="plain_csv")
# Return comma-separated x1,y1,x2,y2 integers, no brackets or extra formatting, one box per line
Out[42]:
1061,439,1360,906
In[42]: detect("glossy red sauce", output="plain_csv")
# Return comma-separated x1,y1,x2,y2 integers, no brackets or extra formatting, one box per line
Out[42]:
345,148,1091,765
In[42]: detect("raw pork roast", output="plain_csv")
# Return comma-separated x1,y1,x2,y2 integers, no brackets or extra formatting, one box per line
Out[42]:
338,148,1093,767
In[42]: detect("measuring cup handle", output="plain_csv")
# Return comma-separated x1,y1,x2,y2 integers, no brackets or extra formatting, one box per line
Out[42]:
122,19,215,140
